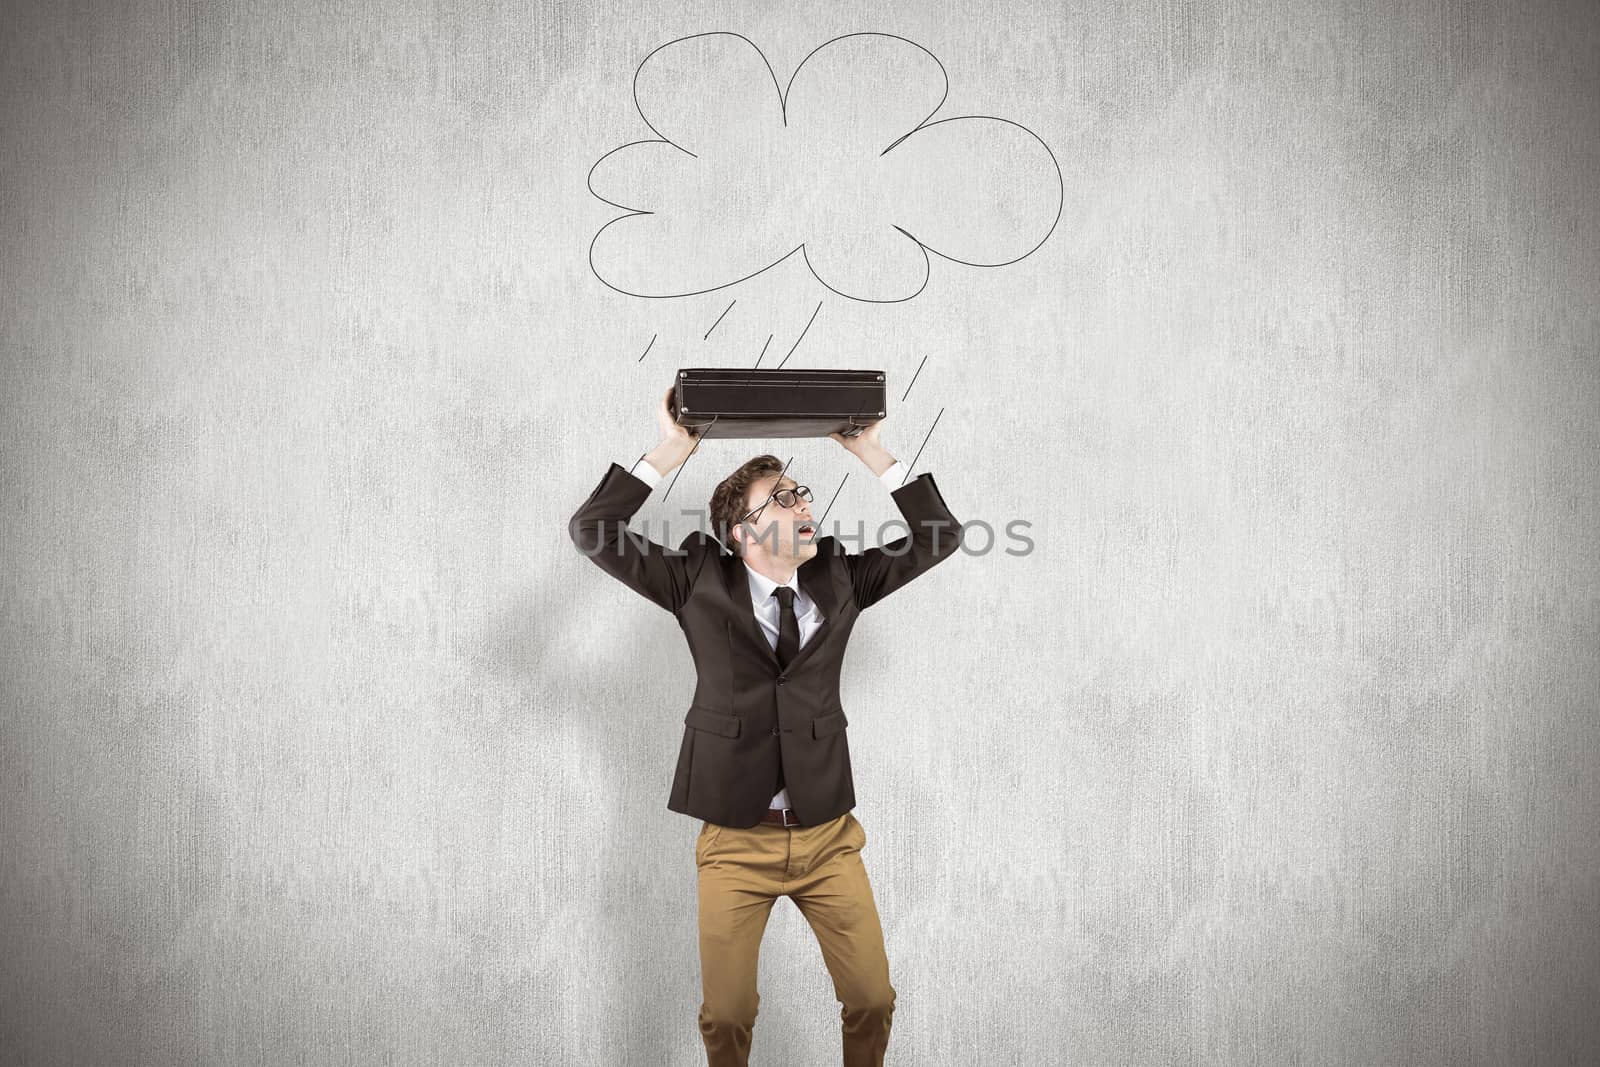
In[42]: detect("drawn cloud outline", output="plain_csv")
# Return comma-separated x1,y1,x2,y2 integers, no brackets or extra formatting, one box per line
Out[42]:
586,31,1065,304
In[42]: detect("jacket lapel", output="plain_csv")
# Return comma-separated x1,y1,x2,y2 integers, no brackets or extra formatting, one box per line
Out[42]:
786,551,839,673
722,552,779,666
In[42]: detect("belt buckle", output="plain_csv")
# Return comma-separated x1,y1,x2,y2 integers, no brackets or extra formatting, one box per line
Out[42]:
781,807,800,827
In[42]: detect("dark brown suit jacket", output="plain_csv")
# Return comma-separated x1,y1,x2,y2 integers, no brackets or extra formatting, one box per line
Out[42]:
568,461,963,827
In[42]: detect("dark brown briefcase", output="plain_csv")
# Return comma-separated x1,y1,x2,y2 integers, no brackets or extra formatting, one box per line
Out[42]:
669,368,887,439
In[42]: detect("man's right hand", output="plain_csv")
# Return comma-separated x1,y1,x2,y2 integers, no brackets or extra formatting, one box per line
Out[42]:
657,385,700,445
642,385,701,477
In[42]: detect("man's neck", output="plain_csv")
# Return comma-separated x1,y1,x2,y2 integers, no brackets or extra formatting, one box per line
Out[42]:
742,554,797,587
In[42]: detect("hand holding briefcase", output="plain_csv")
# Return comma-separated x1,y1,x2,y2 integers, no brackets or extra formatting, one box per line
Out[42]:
668,368,887,440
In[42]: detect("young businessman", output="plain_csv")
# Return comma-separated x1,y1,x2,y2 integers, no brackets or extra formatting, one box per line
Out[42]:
568,387,962,1066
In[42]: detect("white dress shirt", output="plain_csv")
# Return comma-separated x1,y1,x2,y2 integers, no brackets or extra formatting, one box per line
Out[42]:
624,454,909,810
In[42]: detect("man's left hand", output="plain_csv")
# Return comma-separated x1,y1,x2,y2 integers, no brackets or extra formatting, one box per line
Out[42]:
828,419,895,477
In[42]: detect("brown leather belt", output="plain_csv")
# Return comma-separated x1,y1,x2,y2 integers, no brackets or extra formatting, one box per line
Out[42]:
760,807,804,827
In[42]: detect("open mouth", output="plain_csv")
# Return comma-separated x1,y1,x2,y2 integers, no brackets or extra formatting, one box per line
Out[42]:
798,522,816,538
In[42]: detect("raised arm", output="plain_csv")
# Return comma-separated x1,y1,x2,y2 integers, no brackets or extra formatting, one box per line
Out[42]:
826,421,963,610
567,387,706,614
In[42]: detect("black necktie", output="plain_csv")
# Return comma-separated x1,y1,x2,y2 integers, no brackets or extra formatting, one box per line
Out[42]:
772,586,800,794
772,586,800,669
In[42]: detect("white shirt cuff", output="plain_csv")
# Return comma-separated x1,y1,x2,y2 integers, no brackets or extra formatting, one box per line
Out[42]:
879,461,909,489
628,456,664,489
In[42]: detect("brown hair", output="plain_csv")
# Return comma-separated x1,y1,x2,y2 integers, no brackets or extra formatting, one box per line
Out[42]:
709,454,786,554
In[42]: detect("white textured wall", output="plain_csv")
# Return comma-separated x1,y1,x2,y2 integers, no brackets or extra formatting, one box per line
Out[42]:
3,0,1597,1064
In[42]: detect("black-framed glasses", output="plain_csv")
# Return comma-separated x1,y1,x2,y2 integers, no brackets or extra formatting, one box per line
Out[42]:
740,485,812,523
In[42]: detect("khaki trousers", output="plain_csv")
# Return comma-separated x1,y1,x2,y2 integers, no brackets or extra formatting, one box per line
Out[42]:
694,811,895,1066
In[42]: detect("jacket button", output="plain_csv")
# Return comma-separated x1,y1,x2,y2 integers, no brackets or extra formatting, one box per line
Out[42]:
771,726,780,736
776,676,786,686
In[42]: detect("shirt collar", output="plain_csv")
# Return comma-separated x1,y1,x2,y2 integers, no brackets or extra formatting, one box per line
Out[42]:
743,561,800,603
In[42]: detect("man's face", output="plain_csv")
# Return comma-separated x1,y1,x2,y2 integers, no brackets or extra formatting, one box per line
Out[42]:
737,473,817,562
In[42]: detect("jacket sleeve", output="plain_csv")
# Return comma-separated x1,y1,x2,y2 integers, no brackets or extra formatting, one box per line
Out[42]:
844,470,963,610
569,462,703,614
